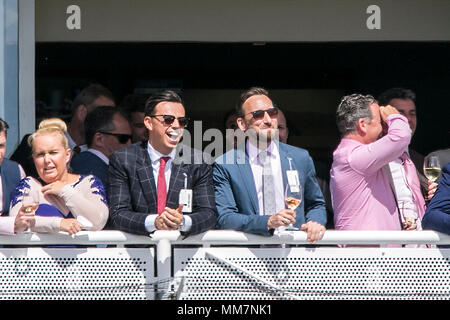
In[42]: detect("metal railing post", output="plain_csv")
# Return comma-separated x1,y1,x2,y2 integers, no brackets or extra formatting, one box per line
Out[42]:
156,238,171,298
151,231,181,299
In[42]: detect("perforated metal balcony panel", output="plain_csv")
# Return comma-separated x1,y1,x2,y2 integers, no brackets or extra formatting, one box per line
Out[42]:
173,247,450,300
0,247,155,300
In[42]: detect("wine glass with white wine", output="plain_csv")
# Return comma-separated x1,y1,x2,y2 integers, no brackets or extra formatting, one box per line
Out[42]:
423,156,441,183
21,189,38,233
284,182,302,231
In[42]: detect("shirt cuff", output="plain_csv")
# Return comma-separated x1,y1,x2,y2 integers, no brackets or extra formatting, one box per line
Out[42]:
145,214,157,233
180,215,192,233
0,216,16,235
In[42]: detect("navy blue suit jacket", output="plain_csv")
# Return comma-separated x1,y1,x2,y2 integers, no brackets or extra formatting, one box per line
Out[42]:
108,141,217,236
71,151,108,187
422,162,450,234
213,142,327,236
1,159,21,215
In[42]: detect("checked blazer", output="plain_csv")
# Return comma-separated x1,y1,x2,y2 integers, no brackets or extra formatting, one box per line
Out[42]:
108,141,217,236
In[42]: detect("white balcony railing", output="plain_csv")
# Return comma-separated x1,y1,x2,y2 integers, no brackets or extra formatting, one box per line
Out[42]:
0,230,449,300
2,229,449,246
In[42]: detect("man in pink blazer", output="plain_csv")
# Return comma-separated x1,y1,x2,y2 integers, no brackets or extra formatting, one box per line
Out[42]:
330,94,411,230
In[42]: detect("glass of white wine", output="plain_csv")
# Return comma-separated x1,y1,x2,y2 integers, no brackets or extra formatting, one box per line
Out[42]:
423,156,441,183
21,189,38,233
284,183,302,231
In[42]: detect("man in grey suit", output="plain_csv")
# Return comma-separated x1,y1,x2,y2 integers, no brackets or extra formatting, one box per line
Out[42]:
108,90,217,236
213,87,326,243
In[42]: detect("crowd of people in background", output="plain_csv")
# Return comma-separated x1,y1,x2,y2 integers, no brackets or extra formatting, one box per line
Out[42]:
0,83,447,240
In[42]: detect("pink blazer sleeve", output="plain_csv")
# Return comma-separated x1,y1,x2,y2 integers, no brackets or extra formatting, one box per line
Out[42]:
348,114,411,176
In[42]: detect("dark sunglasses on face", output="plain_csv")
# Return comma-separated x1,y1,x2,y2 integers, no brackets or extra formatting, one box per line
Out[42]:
245,107,278,120
98,131,132,144
150,114,190,127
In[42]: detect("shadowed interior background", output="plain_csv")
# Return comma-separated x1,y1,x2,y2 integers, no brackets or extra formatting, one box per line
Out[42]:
35,42,450,164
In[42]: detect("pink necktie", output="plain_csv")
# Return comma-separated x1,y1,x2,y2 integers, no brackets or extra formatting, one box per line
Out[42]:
157,157,170,214
400,152,426,219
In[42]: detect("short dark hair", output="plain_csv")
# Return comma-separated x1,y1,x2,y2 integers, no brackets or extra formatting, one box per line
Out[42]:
144,90,183,116
336,93,377,136
84,106,121,147
71,83,115,115
119,93,148,116
235,87,270,117
377,87,416,106
0,118,9,135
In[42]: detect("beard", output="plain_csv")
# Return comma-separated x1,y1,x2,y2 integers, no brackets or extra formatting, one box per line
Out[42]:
244,127,279,149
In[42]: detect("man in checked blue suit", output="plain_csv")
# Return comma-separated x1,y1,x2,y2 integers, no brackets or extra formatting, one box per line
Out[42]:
108,90,217,236
213,87,327,243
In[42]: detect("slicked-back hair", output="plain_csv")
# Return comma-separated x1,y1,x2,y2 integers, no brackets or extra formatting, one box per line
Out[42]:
144,90,183,116
71,83,115,115
0,118,9,135
84,106,121,147
336,93,377,136
235,87,270,117
377,87,416,106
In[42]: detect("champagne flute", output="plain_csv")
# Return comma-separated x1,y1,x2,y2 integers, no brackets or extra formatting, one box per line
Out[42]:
423,156,441,182
284,182,302,231
21,189,38,233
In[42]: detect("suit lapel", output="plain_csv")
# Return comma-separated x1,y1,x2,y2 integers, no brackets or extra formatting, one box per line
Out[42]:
136,143,157,211
166,146,189,209
280,143,305,185
167,161,186,209
279,143,290,187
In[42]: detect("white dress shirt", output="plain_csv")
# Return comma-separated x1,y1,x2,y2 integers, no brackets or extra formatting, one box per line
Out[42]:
388,157,419,221
144,142,191,233
247,140,285,216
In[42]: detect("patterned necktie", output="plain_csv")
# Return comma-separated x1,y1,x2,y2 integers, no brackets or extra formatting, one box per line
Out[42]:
157,157,170,214
400,152,426,220
260,150,276,215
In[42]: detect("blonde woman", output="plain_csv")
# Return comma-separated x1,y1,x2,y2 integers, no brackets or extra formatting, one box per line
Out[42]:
9,118,108,234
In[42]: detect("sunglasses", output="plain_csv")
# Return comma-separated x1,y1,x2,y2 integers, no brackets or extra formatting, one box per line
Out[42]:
245,107,278,120
150,114,190,127
99,131,132,144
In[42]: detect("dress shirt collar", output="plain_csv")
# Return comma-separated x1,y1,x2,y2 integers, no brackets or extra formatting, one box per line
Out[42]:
87,148,109,165
247,139,279,164
66,132,88,152
147,141,177,164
